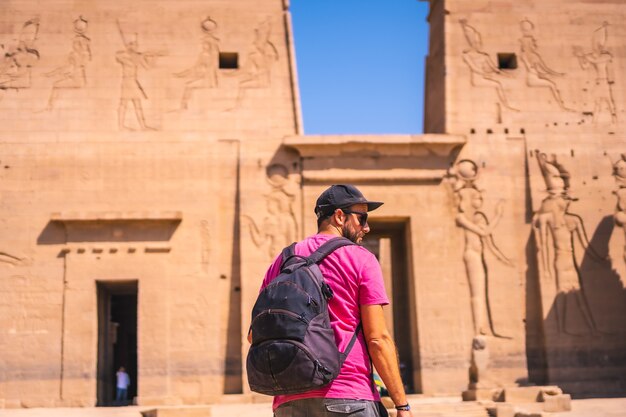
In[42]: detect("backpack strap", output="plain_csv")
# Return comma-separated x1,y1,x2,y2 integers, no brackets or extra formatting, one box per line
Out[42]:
339,322,362,364
306,237,355,265
280,242,297,268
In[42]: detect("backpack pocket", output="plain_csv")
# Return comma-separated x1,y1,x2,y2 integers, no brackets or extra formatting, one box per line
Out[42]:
250,309,309,344
247,340,331,395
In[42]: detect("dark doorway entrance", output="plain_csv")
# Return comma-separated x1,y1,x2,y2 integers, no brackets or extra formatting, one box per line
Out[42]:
97,281,138,406
362,220,421,393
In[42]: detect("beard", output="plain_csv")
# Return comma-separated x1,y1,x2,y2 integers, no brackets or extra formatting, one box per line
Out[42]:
341,224,361,244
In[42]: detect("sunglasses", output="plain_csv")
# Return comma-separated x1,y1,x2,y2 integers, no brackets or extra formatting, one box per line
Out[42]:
341,209,368,226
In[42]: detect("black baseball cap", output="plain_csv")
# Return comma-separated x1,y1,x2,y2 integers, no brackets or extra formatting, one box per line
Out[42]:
314,184,383,219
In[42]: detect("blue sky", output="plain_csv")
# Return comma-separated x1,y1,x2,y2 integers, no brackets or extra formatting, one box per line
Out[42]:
290,0,430,135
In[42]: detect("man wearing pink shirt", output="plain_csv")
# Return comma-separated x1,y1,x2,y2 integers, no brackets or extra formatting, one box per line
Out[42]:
254,184,413,417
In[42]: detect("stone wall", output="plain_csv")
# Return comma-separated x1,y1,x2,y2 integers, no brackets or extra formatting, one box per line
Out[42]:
424,0,626,395
0,0,298,407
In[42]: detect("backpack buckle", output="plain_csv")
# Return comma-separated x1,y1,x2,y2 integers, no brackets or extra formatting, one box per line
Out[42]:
321,283,334,300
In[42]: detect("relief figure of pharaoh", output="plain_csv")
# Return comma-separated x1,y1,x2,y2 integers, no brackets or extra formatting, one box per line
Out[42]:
533,152,607,335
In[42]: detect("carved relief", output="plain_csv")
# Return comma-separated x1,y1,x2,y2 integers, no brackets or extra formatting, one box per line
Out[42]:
200,219,210,271
573,22,617,124
244,164,298,260
613,155,626,265
532,151,606,335
0,251,24,266
468,335,494,390
174,17,220,111
115,20,165,130
230,18,279,108
43,16,92,111
0,18,40,92
449,160,513,338
459,20,518,112
518,19,571,111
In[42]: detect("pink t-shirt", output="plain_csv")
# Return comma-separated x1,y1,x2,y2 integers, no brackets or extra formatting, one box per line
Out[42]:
259,233,389,410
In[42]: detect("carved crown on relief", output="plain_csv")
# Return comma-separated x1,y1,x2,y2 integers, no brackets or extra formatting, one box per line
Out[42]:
612,154,626,189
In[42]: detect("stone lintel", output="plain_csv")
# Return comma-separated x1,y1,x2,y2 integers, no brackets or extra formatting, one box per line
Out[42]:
301,168,448,183
283,134,466,158
51,211,183,223
284,134,465,183
43,212,182,244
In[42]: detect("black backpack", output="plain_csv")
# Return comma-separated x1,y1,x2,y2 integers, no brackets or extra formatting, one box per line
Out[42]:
246,237,362,396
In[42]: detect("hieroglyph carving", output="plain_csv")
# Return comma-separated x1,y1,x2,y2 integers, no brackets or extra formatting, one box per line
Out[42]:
174,17,220,110
0,18,40,93
115,20,165,131
449,160,513,338
229,18,278,109
43,16,92,111
200,220,210,271
244,164,298,260
613,155,626,265
532,151,606,335
519,19,572,111
0,251,23,266
573,22,617,124
459,20,519,112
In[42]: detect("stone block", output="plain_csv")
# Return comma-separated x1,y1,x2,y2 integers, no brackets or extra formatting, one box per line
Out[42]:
495,403,516,417
503,386,561,403
538,386,563,399
141,407,212,417
543,394,572,412
462,387,503,401
503,387,540,403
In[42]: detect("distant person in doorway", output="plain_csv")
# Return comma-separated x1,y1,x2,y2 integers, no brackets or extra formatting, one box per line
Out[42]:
116,366,131,405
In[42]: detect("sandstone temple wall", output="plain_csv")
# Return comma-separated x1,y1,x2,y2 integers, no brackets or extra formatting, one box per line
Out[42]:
425,0,626,395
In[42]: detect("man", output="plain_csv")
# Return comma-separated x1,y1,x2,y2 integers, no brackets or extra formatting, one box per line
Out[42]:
253,184,413,417
115,366,130,405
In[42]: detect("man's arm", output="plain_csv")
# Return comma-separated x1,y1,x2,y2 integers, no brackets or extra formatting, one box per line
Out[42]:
361,304,413,416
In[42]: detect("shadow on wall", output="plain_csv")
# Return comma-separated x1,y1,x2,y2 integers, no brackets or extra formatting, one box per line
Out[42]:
37,219,180,244
527,216,626,397
524,233,547,386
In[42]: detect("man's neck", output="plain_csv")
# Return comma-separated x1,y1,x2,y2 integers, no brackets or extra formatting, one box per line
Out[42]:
317,225,342,237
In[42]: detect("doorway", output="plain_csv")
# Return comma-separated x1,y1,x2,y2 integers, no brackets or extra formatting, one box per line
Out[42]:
362,220,421,393
97,281,138,406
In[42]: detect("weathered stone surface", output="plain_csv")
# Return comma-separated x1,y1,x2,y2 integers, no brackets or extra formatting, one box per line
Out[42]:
495,403,517,417
462,388,503,402
543,394,572,412
503,386,562,403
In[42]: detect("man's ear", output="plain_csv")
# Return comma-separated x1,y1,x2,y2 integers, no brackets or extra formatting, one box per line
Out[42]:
333,209,345,227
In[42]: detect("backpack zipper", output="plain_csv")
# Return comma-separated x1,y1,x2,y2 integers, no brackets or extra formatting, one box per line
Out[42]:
265,281,321,308
288,340,335,382
251,308,309,327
